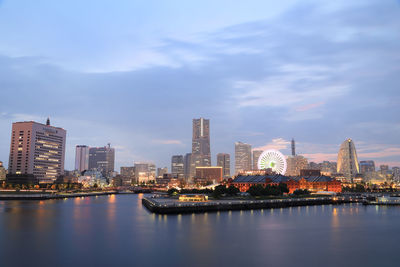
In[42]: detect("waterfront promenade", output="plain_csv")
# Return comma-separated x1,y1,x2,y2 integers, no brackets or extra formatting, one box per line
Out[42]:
142,196,359,214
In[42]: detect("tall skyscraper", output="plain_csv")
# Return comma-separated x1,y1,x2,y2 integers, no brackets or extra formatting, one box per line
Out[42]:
171,155,184,179
360,160,375,174
235,142,252,175
75,145,89,173
191,118,211,177
252,150,263,170
217,153,230,178
291,138,296,156
88,144,115,178
8,120,66,183
337,138,360,180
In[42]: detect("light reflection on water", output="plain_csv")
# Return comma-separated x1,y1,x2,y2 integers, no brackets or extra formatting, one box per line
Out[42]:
0,195,400,267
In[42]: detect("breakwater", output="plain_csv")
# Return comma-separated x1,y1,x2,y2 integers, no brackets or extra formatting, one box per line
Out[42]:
142,196,356,214
0,191,118,200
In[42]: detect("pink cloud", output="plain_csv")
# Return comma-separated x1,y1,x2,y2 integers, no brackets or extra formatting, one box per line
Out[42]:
254,138,290,151
152,139,183,145
296,101,325,112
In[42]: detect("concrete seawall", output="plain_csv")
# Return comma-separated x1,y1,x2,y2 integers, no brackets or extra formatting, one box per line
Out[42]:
142,197,355,214
0,191,118,200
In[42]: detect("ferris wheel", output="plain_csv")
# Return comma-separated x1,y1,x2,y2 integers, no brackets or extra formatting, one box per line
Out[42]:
257,149,287,175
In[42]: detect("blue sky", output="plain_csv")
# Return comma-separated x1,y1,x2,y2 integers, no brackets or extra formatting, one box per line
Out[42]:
0,0,399,171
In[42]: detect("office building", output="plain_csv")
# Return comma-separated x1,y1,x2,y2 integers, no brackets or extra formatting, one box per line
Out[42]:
75,145,89,173
217,153,230,178
157,167,168,178
380,165,389,176
134,162,156,183
8,120,66,183
195,166,223,184
184,153,192,180
252,150,263,170
286,155,308,176
191,118,211,177
88,144,115,178
360,160,375,174
235,142,252,175
171,155,184,179
291,138,296,156
337,138,360,180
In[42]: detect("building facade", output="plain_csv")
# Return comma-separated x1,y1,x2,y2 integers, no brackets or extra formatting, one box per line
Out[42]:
286,155,308,176
157,167,168,178
88,144,115,178
191,118,211,177
8,120,66,183
337,138,360,181
360,160,375,174
195,166,223,184
235,142,252,175
0,161,6,181
184,153,192,180
171,155,184,179
252,150,263,170
75,145,89,173
217,153,230,178
134,162,156,183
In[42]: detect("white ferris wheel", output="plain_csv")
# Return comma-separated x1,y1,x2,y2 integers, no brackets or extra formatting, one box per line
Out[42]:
257,149,287,175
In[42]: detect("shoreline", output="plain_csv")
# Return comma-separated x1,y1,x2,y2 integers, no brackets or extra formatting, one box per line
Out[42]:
142,196,358,214
0,191,119,200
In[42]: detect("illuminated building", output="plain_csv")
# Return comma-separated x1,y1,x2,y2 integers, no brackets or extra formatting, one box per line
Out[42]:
134,162,156,183
360,160,375,174
171,155,184,179
191,118,211,178
0,161,6,181
8,119,66,183
217,153,230,178
75,145,89,173
88,144,115,178
79,170,107,187
120,166,135,185
337,138,360,181
235,142,252,174
231,174,342,193
252,150,263,170
179,194,208,202
195,166,222,184
286,155,308,176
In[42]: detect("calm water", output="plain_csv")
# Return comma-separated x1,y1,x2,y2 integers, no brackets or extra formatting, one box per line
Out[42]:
0,194,399,267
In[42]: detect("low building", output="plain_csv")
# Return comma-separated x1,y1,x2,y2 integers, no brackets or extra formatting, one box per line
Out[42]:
0,161,6,181
179,194,208,202
6,174,38,185
231,174,342,194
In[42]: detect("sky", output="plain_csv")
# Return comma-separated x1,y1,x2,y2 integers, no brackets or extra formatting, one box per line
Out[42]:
0,0,399,171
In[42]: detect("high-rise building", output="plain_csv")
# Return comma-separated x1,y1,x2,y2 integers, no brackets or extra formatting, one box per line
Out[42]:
0,161,6,181
88,144,115,178
184,153,192,180
217,153,230,178
286,155,308,176
75,145,89,173
337,138,360,180
191,118,211,177
8,120,66,183
360,160,375,174
252,150,263,170
235,142,252,175
157,167,168,178
380,165,389,176
393,167,400,180
171,155,184,179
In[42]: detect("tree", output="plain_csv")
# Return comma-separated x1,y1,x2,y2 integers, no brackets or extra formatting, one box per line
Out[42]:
226,185,240,196
168,188,179,196
292,189,310,196
278,183,289,194
212,185,227,198
247,185,264,196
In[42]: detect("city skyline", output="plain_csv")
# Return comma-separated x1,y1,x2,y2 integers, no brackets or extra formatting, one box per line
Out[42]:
0,0,399,170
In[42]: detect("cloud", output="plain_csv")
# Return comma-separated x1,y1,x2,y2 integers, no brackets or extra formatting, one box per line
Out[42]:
152,139,184,145
254,138,290,151
296,101,325,112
